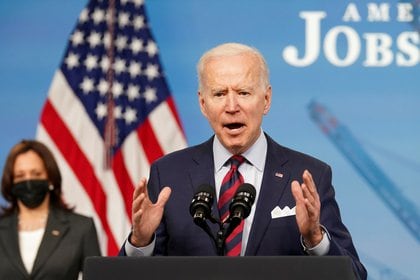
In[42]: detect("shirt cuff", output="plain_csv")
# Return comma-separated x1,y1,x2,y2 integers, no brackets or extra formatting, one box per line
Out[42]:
300,225,331,256
124,233,156,257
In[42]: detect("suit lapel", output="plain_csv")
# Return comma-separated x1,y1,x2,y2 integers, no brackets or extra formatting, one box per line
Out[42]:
0,212,29,277
245,136,291,255
31,209,69,276
190,138,215,189
189,138,220,229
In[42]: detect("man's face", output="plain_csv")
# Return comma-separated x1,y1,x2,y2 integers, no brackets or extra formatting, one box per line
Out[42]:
199,52,271,155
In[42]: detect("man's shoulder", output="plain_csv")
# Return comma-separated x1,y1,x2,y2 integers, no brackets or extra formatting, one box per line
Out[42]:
153,137,213,165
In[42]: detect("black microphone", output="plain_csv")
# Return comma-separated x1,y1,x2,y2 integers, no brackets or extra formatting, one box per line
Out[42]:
229,183,256,223
190,184,219,247
223,183,256,239
189,184,215,224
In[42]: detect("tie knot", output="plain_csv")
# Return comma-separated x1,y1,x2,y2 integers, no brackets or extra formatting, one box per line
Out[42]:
229,155,245,169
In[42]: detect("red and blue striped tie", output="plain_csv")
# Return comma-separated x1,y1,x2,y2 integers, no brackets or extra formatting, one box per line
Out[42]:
218,155,245,256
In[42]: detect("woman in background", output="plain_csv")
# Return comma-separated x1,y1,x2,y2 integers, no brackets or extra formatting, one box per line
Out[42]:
0,139,101,280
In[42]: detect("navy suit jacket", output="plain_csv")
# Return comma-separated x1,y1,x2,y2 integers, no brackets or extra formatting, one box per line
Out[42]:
122,134,367,279
0,208,101,280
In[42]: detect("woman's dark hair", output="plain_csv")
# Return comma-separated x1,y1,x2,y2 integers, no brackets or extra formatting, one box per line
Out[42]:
1,139,72,215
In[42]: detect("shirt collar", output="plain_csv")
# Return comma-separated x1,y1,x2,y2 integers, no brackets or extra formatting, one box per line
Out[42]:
213,130,267,172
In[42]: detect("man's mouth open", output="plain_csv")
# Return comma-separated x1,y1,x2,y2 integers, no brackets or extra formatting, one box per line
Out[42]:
224,122,245,130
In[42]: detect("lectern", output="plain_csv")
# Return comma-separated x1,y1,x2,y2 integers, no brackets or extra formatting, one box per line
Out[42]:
83,256,356,280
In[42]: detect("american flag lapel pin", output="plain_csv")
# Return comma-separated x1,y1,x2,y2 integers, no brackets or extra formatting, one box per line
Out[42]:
275,172,283,178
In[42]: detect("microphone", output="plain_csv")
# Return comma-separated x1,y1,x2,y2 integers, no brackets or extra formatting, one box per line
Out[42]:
223,183,256,238
229,183,256,223
189,184,215,224
190,184,219,248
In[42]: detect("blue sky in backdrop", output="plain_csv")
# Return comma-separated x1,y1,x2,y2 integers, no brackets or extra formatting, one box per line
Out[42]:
0,1,419,279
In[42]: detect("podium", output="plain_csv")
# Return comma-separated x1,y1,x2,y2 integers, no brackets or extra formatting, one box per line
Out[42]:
83,256,356,280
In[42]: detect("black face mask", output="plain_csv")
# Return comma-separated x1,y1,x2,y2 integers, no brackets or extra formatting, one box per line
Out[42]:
11,179,50,209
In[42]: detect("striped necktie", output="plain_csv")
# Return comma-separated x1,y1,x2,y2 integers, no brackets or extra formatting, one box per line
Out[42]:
218,155,245,256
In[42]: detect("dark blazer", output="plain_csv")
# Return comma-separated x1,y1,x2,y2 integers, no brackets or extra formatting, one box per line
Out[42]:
0,207,101,280
121,134,367,279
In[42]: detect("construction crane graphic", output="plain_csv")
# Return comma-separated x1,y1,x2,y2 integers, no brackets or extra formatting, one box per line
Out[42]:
308,101,420,243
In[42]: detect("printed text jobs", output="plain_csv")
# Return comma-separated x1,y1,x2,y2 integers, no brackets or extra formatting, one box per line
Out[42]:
282,3,419,67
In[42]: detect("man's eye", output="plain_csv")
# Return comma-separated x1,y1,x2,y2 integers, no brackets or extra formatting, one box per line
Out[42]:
214,92,224,97
239,91,250,96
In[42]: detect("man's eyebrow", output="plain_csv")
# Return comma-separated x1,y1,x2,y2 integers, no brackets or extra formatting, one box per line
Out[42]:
210,88,228,93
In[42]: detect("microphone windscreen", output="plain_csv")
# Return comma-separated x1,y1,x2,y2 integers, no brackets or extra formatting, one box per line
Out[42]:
236,183,256,199
195,184,215,197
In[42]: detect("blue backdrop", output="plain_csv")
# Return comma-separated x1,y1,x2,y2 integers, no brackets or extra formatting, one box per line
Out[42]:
0,1,419,279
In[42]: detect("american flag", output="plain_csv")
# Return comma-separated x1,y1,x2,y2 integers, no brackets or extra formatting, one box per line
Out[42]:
36,0,187,255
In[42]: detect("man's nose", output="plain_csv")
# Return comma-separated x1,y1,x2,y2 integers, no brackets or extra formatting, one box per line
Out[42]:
225,92,239,112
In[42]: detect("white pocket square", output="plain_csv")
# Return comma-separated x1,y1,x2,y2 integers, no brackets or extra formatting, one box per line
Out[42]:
271,206,296,219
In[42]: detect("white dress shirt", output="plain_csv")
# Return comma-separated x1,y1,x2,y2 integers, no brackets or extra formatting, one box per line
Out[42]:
213,130,267,255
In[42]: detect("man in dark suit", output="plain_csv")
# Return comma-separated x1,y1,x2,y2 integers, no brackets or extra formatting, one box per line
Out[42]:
120,42,367,279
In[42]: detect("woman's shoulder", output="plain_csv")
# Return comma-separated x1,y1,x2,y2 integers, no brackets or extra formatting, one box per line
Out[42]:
51,208,95,226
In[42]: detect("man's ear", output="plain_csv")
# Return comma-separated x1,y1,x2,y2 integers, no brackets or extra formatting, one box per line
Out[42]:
198,91,208,118
263,86,272,115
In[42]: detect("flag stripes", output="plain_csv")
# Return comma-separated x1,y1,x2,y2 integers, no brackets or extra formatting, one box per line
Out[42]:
37,0,187,255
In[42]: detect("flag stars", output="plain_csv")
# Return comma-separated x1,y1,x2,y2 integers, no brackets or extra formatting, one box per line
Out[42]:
127,84,140,101
79,8,89,23
118,12,130,28
133,15,145,30
87,31,102,48
95,102,107,120
145,40,158,57
80,77,95,94
71,30,84,46
113,58,126,75
144,63,159,80
91,8,106,25
65,52,80,69
112,81,124,98
97,79,109,96
143,86,157,103
124,107,137,124
130,38,143,54
132,0,144,8
100,56,110,73
128,61,142,78
85,54,98,71
115,35,128,51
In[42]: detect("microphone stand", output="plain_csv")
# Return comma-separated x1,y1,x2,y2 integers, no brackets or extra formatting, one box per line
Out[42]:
192,211,243,256
215,218,241,256
194,215,227,256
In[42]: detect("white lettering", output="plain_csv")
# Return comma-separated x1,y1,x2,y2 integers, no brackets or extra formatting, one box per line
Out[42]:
282,11,326,67
367,3,390,22
324,26,361,66
397,3,414,22
363,33,393,66
396,32,420,66
282,5,419,67
342,3,361,22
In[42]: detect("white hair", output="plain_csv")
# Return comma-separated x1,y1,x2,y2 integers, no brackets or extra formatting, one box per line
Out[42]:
197,42,270,91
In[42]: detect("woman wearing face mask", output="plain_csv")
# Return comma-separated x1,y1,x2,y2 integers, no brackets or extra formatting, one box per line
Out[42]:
0,139,101,280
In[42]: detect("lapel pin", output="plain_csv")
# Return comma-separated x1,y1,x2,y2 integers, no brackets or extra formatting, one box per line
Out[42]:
275,172,284,178
51,230,60,236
